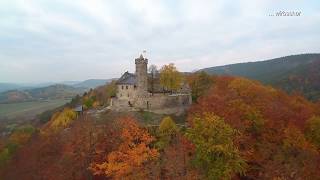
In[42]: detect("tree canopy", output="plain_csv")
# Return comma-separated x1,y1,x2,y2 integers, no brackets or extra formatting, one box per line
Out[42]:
89,117,159,179
160,63,183,92
187,113,247,179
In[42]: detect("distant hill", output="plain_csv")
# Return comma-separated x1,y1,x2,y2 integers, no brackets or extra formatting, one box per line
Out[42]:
200,53,320,100
0,84,85,103
27,84,85,99
0,90,32,103
73,79,114,89
0,83,23,93
0,79,114,93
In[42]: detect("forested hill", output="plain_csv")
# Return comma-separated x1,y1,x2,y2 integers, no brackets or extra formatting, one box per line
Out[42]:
200,53,320,100
2,75,320,179
0,84,85,103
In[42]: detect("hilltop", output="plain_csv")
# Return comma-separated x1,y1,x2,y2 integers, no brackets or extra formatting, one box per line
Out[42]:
200,53,320,100
1,74,320,179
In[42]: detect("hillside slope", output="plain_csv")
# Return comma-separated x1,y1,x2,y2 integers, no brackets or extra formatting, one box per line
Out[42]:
1,76,320,179
200,53,320,100
0,84,85,103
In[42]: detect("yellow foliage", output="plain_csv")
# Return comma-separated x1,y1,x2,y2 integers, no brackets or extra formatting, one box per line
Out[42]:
50,108,77,130
159,116,178,136
283,125,315,151
92,101,99,108
9,125,36,145
160,63,183,92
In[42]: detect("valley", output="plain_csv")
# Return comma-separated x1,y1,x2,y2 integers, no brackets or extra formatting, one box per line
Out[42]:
0,99,70,120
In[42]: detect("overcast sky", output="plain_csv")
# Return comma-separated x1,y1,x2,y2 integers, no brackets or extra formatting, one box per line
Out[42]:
0,0,319,83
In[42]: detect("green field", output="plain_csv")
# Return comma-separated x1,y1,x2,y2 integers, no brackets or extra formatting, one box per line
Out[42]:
0,99,70,119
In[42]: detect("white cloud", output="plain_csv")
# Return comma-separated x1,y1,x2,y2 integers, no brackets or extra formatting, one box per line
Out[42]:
0,0,319,82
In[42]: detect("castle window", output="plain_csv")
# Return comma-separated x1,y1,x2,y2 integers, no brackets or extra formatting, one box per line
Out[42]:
126,85,128,89
122,86,124,90
127,94,129,97
134,85,137,89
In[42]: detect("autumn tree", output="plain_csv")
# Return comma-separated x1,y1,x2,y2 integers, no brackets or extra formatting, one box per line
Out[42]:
161,134,199,179
105,80,117,97
273,125,320,179
0,125,36,167
305,116,320,148
186,113,247,179
50,108,77,129
89,117,159,179
159,116,178,137
187,71,214,101
9,125,36,145
160,63,183,93
156,116,178,150
40,108,77,135
187,76,320,178
83,96,94,109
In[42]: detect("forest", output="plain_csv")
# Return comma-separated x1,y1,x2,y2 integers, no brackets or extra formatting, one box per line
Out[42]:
0,71,320,179
201,54,320,101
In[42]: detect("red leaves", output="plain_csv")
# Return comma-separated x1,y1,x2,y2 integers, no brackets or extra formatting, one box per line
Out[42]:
188,76,320,179
89,117,159,179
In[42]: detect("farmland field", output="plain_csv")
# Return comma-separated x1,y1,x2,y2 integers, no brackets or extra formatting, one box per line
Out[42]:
0,99,70,119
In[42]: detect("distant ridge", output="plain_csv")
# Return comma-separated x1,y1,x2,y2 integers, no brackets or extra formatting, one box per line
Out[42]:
0,83,23,93
0,79,114,93
0,78,116,103
73,79,114,89
0,84,84,103
200,53,320,100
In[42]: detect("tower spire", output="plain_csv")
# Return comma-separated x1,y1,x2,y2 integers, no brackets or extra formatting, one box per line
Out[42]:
142,50,147,58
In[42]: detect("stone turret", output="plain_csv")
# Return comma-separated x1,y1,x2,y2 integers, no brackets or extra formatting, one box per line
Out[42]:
135,54,148,97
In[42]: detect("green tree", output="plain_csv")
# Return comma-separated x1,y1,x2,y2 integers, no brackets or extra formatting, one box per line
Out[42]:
83,98,94,109
160,63,183,93
188,71,213,101
159,116,178,137
106,80,117,98
305,116,320,148
156,116,178,150
186,113,246,179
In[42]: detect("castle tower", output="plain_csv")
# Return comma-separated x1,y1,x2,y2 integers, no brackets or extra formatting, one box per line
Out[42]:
135,54,148,96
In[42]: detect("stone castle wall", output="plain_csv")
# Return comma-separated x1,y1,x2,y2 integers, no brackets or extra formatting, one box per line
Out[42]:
111,54,192,114
111,93,192,114
135,93,191,110
116,84,136,100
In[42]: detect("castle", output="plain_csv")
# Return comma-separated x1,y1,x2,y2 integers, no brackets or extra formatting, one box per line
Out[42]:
110,54,192,114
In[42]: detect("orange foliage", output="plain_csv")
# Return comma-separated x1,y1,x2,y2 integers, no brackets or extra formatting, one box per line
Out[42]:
161,134,198,179
89,117,159,179
188,76,320,179
190,77,316,131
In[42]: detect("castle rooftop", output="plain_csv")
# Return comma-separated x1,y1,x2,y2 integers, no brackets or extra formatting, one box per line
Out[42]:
116,71,136,85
